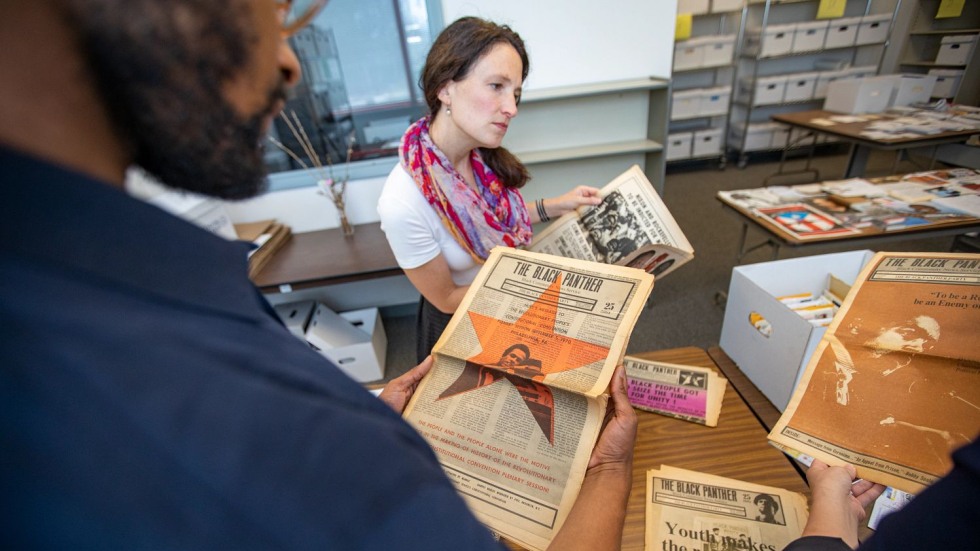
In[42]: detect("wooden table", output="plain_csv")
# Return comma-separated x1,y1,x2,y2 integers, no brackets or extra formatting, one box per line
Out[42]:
250,222,403,294
771,109,980,180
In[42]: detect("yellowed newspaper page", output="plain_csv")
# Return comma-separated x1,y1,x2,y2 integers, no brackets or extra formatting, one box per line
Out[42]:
403,248,653,550
531,165,694,278
624,357,727,426
645,466,808,551
770,252,980,494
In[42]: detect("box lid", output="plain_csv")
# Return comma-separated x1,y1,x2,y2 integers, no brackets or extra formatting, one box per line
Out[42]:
796,20,829,31
860,13,891,24
940,34,978,45
829,16,863,27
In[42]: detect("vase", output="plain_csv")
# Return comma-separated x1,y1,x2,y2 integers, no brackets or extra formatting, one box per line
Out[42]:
337,207,355,237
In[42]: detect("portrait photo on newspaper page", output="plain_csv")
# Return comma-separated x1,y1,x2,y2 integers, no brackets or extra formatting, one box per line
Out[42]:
402,247,653,550
769,252,980,494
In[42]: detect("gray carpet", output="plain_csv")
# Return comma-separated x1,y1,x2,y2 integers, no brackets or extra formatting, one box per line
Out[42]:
377,148,960,383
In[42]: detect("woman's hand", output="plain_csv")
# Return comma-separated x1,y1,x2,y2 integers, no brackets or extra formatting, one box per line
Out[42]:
378,355,434,414
537,186,602,221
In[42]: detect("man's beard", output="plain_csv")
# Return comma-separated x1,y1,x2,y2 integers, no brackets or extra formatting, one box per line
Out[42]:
130,80,286,200
61,0,279,200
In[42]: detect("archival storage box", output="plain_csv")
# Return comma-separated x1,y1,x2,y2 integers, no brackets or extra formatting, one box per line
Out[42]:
274,300,316,338
720,250,875,411
305,304,388,383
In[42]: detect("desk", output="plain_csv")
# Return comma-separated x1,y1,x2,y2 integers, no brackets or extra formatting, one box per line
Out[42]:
250,222,402,294
717,175,980,263
504,346,810,550
770,109,980,181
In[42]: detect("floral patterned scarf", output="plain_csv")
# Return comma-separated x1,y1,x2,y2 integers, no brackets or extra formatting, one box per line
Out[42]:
400,116,532,262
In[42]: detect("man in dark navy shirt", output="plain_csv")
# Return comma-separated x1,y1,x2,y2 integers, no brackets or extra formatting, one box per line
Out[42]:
0,1,637,549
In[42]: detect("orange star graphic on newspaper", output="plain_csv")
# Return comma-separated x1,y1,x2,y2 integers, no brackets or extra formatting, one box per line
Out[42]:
437,273,610,443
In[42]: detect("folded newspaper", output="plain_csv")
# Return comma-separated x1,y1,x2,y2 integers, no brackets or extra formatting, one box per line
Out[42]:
645,465,808,551
402,247,653,550
530,165,693,279
624,357,727,426
769,252,980,494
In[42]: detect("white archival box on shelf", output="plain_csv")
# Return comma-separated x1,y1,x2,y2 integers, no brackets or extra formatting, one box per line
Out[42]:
856,13,891,45
793,20,828,53
666,132,694,160
824,16,861,49
928,68,965,98
693,127,724,157
305,304,388,383
783,72,818,102
720,250,875,411
936,34,978,66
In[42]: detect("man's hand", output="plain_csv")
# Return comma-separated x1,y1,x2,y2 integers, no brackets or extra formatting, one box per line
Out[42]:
802,460,886,548
589,364,637,470
378,355,433,414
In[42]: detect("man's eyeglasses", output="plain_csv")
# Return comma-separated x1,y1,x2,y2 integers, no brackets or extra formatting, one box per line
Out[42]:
278,0,328,38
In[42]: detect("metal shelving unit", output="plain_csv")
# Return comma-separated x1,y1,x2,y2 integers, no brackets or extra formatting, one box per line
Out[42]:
727,0,900,168
897,0,980,105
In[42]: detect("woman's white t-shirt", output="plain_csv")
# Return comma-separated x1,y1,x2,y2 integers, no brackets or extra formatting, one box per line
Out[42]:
377,164,481,286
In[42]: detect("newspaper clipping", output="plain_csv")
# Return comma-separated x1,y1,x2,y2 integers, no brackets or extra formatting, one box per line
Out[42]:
402,247,653,550
531,165,693,279
645,465,808,551
625,357,727,426
770,252,980,494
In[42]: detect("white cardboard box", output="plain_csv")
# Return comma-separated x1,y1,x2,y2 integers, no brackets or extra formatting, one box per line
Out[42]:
824,76,894,114
274,300,316,338
746,23,796,58
693,127,724,157
856,13,890,45
793,20,828,53
711,0,743,13
671,89,703,120
753,75,787,105
720,250,875,411
890,74,937,106
305,304,388,382
678,0,709,15
666,132,694,160
700,86,732,116
769,123,790,148
783,72,818,102
929,68,965,98
824,16,861,49
702,35,737,67
813,70,846,99
936,34,978,66
674,39,706,71
730,123,773,151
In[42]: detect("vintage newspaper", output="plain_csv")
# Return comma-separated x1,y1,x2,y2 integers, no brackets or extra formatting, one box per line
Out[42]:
530,165,693,279
645,465,808,551
402,247,653,550
624,357,727,426
769,252,980,494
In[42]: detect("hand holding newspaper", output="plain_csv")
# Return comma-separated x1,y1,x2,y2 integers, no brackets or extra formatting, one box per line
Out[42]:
530,165,694,278
402,247,653,551
769,252,980,494
645,466,809,551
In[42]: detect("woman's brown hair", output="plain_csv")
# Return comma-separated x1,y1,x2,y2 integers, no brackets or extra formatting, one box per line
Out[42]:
420,17,531,189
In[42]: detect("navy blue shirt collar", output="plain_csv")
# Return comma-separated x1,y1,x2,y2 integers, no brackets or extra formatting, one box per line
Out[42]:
2,145,269,322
